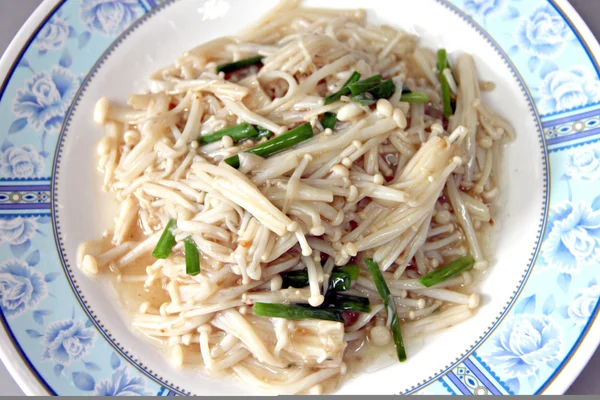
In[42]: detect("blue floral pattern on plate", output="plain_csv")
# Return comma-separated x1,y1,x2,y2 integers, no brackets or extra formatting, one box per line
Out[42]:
0,0,599,396
0,258,47,317
0,145,45,179
517,4,572,59
566,143,600,181
42,319,96,366
541,201,600,274
33,16,71,52
80,0,144,36
462,0,506,19
12,66,79,134
485,313,563,380
0,217,40,246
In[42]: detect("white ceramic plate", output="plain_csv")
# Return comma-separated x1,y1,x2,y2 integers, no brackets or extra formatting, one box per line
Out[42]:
0,0,599,395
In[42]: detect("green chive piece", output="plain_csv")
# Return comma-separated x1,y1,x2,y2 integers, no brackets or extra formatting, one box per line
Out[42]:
216,55,264,74
224,122,314,168
320,112,337,130
336,264,360,281
365,258,407,362
348,74,383,97
253,303,343,322
400,92,431,103
321,293,371,313
184,237,200,276
324,71,362,105
281,270,352,291
255,125,274,140
151,219,177,259
437,49,453,118
348,76,396,106
198,123,259,145
370,79,396,99
351,93,377,106
330,271,351,291
281,270,310,289
419,255,475,288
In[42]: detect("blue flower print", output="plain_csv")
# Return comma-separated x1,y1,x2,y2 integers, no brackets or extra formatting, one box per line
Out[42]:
0,258,47,317
80,0,143,36
484,314,562,379
42,320,95,366
517,4,572,59
93,367,152,396
568,285,600,325
0,217,39,246
462,0,506,19
566,144,600,182
541,201,600,274
33,16,70,52
537,67,600,115
0,145,44,179
12,66,79,133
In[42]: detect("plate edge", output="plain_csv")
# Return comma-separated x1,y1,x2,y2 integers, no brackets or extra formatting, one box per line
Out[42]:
539,2,600,394
0,0,64,396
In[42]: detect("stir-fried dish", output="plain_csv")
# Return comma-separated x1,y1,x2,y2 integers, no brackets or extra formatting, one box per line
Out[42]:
77,0,513,394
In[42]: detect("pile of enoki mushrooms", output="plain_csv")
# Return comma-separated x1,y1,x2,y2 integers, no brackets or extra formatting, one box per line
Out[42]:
77,0,513,394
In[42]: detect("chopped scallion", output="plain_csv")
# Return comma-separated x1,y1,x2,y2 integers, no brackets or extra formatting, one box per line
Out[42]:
336,264,360,281
320,112,337,130
198,123,258,145
224,123,314,168
281,269,351,292
253,303,343,322
255,125,274,140
370,78,396,99
365,258,407,362
281,263,361,292
419,255,475,287
281,270,310,289
351,93,376,106
151,219,177,259
216,55,264,74
400,92,431,103
348,74,383,97
437,49,453,118
330,271,351,291
184,237,200,276
321,293,371,313
323,71,361,105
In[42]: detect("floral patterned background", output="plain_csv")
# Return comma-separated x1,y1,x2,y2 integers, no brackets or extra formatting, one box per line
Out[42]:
0,0,599,396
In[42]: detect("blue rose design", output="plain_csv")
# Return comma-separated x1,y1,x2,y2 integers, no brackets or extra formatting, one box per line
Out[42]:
566,144,600,182
42,320,95,365
541,201,600,274
80,0,143,36
33,16,70,51
0,217,39,246
12,66,79,133
485,314,562,378
517,4,571,59
462,0,506,18
537,67,600,115
0,145,44,179
93,367,152,396
0,259,47,317
568,285,600,325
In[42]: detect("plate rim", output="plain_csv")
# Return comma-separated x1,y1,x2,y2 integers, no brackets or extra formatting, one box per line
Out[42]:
0,0,62,395
535,2,600,394
0,0,598,395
